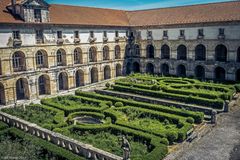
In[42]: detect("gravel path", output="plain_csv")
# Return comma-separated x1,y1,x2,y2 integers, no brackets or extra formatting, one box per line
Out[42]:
178,105,240,160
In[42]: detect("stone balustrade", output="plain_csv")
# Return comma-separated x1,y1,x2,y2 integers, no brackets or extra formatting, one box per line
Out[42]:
0,111,122,160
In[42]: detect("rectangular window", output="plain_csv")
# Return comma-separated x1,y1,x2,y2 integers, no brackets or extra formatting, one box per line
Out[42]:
103,31,107,38
36,30,44,43
74,31,79,38
34,9,42,22
90,31,94,38
147,31,152,37
13,31,20,39
57,31,62,39
198,29,204,36
115,31,119,37
219,28,225,35
180,30,185,36
163,30,168,37
126,31,129,37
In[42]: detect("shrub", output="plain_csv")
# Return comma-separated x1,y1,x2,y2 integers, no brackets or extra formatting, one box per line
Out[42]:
105,82,111,88
160,138,169,145
163,119,170,125
106,101,113,107
235,84,240,92
114,102,124,108
177,131,186,142
166,131,178,144
186,117,195,124
151,84,160,91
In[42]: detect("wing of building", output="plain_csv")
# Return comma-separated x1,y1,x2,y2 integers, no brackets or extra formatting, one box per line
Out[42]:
0,0,240,105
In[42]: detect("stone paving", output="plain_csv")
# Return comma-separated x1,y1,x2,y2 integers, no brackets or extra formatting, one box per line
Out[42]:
177,104,240,160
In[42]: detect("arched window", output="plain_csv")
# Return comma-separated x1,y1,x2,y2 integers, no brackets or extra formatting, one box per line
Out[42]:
177,45,187,60
103,46,110,61
91,67,98,83
215,45,227,62
39,75,51,95
58,72,68,90
0,83,5,105
161,45,170,59
104,65,111,80
236,69,240,81
133,62,140,73
89,47,97,62
195,65,205,79
116,64,122,77
215,67,225,81
134,44,140,57
146,45,154,58
74,48,82,64
12,51,26,72
16,78,29,100
177,65,186,77
125,45,131,57
146,63,154,74
36,50,48,68
195,44,206,61
75,70,84,87
115,45,121,59
161,63,169,76
237,47,240,62
56,49,66,66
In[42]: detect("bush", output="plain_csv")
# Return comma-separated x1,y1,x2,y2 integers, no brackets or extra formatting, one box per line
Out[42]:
166,131,178,144
177,131,186,142
186,117,195,124
235,84,240,92
114,102,124,108
105,82,111,88
106,101,113,107
160,138,169,145
151,84,160,91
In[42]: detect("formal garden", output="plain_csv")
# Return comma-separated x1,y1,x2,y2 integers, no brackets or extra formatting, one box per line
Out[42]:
1,74,239,160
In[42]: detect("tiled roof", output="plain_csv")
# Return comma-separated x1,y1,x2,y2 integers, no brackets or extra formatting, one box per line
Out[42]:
0,0,240,27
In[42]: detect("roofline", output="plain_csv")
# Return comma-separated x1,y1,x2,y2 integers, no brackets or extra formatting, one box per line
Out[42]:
126,0,237,12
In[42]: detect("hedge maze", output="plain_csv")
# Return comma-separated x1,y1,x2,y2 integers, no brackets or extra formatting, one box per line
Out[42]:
1,74,237,160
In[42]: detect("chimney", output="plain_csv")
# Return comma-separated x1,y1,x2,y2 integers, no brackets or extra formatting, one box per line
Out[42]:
11,0,16,14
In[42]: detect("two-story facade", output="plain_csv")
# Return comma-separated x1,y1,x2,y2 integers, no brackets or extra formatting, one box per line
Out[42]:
0,0,240,105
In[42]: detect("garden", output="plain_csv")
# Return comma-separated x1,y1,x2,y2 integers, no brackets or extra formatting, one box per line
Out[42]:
1,74,237,160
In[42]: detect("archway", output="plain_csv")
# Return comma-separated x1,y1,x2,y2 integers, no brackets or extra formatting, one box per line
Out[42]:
75,70,84,87
56,49,66,66
126,62,131,75
195,65,205,79
116,64,122,77
36,50,48,68
89,47,97,62
177,45,187,60
146,63,154,74
133,62,140,73
104,65,111,80
74,48,83,64
125,45,131,57
195,44,206,61
177,65,186,77
103,46,110,61
0,83,5,105
146,45,154,58
215,67,225,81
236,69,240,81
115,45,121,59
38,75,51,95
161,44,170,59
12,51,26,72
58,72,68,90
161,63,169,76
16,78,29,100
215,44,227,62
91,67,98,83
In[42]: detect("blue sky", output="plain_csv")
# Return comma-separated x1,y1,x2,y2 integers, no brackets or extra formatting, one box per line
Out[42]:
46,0,234,10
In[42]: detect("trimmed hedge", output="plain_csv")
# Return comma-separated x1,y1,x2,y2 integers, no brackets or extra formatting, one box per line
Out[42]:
76,91,204,123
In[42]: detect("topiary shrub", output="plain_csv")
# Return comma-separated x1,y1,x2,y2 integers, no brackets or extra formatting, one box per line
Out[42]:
166,131,178,144
234,84,240,92
105,82,111,88
106,101,113,107
163,119,170,125
177,131,186,142
151,84,160,91
186,117,194,124
114,102,124,108
177,121,184,128
160,138,169,145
